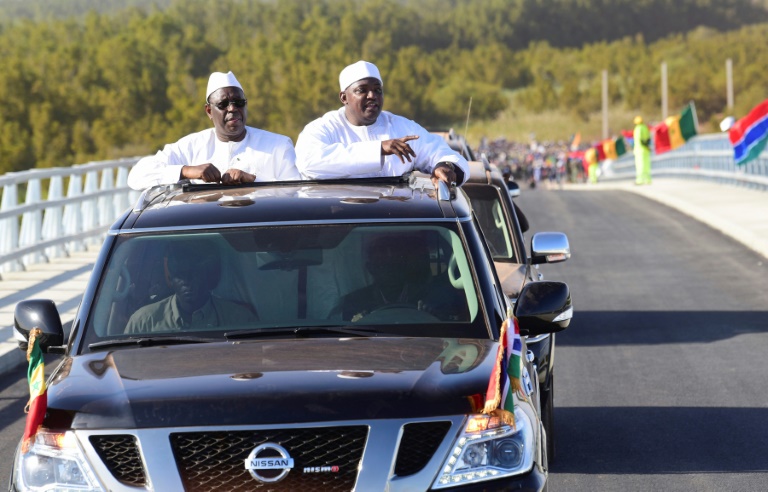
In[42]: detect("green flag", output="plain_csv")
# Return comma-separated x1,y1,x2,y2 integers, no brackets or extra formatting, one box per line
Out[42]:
614,136,627,156
679,102,698,141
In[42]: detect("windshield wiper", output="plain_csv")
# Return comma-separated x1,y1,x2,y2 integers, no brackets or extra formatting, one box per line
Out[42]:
224,325,383,340
89,336,218,351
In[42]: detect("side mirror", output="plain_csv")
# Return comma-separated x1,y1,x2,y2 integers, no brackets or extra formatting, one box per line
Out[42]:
530,232,570,265
514,281,572,336
14,300,65,353
506,181,521,198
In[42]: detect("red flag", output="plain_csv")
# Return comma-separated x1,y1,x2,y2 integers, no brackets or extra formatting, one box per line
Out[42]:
595,144,606,161
652,122,671,154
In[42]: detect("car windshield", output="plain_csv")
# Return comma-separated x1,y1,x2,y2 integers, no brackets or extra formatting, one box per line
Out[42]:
84,223,486,347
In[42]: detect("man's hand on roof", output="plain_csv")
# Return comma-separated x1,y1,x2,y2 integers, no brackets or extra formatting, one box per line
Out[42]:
222,168,256,185
431,162,457,189
381,135,418,163
181,163,221,183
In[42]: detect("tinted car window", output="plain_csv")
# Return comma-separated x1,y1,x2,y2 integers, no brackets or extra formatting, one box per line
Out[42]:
84,224,486,345
463,186,516,261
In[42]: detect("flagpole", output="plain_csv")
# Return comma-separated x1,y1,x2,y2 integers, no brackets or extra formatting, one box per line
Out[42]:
661,62,668,120
602,70,608,140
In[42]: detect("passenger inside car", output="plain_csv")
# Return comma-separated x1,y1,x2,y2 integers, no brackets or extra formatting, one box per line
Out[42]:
332,232,470,322
124,239,258,333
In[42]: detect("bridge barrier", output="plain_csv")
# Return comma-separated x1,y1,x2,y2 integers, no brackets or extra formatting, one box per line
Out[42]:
0,158,141,277
1,134,766,276
600,133,768,191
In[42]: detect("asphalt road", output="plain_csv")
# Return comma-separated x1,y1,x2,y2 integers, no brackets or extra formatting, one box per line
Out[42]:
1,186,767,490
517,186,768,492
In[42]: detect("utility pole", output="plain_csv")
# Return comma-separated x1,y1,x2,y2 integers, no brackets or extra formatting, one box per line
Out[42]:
602,69,608,140
661,62,668,120
726,58,734,111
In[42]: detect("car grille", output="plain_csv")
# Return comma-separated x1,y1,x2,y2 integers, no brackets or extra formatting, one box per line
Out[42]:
394,421,452,476
89,435,147,487
170,426,368,492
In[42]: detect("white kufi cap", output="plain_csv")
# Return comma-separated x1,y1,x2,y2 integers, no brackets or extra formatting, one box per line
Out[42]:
339,61,383,92
206,71,243,101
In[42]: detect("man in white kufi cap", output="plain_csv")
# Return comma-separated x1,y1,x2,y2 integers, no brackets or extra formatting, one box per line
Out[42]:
128,71,299,190
295,60,469,186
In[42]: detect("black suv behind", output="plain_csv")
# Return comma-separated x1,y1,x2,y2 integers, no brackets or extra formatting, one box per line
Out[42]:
12,175,570,491
462,159,571,459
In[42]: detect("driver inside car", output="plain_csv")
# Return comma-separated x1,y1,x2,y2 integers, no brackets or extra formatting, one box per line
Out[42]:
125,239,258,333
334,233,468,322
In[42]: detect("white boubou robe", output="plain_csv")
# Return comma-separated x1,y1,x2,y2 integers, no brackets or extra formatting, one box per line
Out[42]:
127,127,299,190
295,108,469,183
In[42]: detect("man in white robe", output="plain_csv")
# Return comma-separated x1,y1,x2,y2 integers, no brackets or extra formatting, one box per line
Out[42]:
295,61,469,186
128,71,299,190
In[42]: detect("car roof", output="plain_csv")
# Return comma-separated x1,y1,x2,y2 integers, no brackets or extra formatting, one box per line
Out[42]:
119,174,472,231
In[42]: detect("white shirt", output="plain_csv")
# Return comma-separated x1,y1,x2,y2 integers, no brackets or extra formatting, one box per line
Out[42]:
295,108,469,183
127,127,299,190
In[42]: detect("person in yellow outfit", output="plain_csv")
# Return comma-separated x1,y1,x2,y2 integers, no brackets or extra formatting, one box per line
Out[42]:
633,116,652,185
584,147,598,184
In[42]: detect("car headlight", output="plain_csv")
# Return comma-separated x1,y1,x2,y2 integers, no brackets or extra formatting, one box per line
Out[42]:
433,407,534,488
13,430,103,491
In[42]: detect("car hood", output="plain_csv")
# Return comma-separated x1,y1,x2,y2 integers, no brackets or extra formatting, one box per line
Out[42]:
47,337,497,429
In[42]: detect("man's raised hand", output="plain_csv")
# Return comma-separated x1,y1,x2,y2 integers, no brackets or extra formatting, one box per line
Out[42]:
381,135,419,163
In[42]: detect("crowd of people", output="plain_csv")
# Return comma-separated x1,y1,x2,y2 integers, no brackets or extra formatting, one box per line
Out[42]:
478,138,590,189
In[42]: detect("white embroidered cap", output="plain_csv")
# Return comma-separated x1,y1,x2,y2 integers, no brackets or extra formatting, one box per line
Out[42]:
206,71,243,101
339,61,383,92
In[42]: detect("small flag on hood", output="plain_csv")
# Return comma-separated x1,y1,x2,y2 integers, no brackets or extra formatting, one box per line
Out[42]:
483,308,522,426
22,328,47,453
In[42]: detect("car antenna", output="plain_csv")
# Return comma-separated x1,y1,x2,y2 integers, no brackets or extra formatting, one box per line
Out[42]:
463,96,473,143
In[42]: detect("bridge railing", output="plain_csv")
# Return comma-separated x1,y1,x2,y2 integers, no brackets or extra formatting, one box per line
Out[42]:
0,158,141,277
600,133,768,191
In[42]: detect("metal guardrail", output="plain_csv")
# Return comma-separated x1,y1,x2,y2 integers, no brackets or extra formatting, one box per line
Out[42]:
600,133,768,191
0,158,141,277
1,135,765,277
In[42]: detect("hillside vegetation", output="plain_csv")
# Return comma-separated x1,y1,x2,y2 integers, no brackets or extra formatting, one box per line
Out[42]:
0,0,766,173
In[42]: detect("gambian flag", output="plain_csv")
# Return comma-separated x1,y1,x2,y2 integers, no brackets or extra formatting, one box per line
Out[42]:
22,328,47,454
729,98,768,166
483,308,522,427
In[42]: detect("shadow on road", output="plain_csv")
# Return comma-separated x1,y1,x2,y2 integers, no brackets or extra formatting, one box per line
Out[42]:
556,310,767,346
552,405,768,474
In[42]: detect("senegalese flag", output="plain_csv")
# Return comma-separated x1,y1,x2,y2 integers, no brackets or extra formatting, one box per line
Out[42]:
22,328,47,454
667,102,700,150
729,98,768,166
483,308,522,427
666,115,685,150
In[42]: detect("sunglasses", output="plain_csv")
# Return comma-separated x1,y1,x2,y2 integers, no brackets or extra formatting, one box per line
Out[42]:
210,98,247,110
